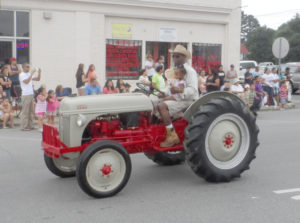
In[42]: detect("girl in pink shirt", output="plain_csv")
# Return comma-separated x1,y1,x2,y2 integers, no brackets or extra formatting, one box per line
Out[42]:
103,80,119,94
47,90,59,125
35,87,47,131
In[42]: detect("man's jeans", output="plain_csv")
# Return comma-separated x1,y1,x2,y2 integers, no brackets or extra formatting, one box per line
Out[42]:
263,86,274,106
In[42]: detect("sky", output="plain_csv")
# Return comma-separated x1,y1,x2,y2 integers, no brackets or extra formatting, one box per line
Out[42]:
242,0,300,30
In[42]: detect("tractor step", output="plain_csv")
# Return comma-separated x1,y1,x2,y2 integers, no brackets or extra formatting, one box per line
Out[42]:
153,144,183,152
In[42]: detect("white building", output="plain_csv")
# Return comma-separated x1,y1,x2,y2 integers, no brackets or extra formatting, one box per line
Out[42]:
0,0,241,92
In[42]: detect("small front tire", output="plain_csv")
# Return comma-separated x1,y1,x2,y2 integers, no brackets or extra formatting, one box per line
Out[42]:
76,140,131,198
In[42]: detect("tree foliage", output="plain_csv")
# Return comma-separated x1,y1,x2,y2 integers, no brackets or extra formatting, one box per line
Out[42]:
241,11,260,43
245,27,276,63
275,14,300,62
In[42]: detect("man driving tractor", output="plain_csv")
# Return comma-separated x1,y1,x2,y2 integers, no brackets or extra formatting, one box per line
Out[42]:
156,45,198,148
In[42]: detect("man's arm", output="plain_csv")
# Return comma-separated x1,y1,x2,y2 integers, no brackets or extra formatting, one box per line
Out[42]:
22,68,36,84
32,68,41,81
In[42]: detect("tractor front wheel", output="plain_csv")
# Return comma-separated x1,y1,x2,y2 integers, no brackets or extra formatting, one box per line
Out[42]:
184,97,259,182
76,140,131,198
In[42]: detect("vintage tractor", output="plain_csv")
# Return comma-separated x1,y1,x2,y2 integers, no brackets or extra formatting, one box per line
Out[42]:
42,84,259,198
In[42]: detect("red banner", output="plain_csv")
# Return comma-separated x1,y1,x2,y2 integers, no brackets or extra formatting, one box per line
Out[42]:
106,43,141,79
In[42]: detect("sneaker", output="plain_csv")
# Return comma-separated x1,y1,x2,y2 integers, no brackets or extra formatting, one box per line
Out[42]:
38,128,43,132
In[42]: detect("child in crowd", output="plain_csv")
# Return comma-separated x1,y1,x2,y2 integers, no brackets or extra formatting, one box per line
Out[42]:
163,65,186,101
47,90,59,125
0,98,14,128
35,87,47,132
252,76,264,114
244,83,256,115
280,82,288,110
220,80,231,92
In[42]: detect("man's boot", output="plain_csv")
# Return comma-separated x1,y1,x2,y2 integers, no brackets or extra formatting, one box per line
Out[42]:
160,128,180,148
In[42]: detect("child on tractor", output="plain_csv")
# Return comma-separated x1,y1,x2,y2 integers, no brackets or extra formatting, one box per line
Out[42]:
163,65,187,102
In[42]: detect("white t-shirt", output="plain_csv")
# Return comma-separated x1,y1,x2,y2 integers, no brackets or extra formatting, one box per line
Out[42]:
138,75,150,91
138,75,150,84
272,73,280,88
145,60,155,77
231,84,244,93
19,72,34,96
262,73,274,87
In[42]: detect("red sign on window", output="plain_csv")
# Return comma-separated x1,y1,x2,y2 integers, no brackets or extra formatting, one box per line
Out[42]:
106,40,142,79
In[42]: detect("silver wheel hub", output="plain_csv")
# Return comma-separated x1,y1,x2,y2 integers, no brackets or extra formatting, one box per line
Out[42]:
205,113,250,170
86,149,126,192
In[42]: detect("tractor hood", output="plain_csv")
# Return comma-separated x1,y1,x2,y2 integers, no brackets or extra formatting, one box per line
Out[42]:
59,93,153,116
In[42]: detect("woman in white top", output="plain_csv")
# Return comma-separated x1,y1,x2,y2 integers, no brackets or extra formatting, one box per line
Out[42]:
145,53,156,80
261,68,275,106
271,67,280,106
138,69,151,91
226,64,238,83
198,70,207,95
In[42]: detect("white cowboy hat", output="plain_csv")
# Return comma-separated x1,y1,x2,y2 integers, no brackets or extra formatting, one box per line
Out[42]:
169,45,191,60
233,79,240,84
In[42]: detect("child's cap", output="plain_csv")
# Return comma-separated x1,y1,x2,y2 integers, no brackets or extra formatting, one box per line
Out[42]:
244,84,250,89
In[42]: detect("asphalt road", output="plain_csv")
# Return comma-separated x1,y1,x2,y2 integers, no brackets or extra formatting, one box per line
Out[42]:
1,95,300,223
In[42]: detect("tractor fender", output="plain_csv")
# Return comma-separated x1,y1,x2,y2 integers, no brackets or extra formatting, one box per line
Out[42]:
183,92,247,122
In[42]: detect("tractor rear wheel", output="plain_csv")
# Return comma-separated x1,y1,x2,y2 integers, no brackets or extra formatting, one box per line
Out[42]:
144,151,185,166
184,97,259,182
76,140,131,198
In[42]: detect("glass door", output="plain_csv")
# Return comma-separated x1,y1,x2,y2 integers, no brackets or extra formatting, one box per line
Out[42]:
0,39,13,65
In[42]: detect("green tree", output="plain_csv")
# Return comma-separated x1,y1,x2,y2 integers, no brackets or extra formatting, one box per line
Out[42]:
245,26,276,63
241,11,260,43
275,14,300,62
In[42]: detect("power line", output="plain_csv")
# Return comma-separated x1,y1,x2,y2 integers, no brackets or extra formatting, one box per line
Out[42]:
256,9,300,17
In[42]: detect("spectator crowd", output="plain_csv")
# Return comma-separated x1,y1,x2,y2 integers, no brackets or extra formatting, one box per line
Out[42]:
0,49,294,130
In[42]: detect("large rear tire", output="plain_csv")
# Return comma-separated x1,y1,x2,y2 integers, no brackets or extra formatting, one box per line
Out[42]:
184,97,259,182
76,140,131,198
144,151,185,166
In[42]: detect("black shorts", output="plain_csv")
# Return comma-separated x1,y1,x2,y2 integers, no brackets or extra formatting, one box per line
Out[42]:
10,84,21,98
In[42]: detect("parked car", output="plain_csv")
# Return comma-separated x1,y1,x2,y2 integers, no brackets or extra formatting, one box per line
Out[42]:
259,62,274,69
258,62,275,73
239,60,258,81
279,63,300,93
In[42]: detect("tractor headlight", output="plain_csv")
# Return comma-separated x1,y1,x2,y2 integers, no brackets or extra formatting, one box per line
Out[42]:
76,114,86,127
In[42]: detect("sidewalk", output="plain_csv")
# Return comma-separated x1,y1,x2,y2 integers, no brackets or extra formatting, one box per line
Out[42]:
260,102,296,111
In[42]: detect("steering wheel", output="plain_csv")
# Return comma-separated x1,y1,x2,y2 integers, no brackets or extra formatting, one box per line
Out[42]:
136,83,165,97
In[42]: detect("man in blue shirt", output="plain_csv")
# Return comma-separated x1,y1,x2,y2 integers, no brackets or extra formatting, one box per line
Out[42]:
84,78,101,95
244,67,254,85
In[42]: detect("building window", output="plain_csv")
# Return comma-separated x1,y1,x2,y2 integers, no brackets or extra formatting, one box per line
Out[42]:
0,10,30,65
16,39,30,64
16,11,30,37
106,39,142,80
0,10,14,37
192,43,222,73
